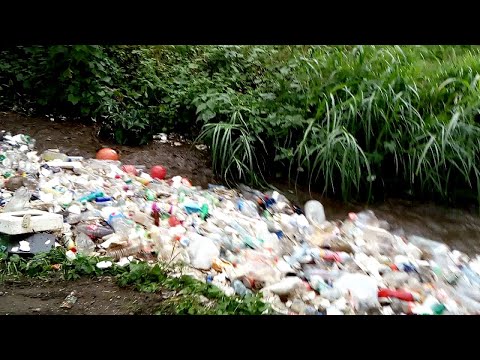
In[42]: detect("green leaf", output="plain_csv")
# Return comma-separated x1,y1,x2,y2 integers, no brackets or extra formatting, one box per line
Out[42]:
201,110,216,121
196,103,207,114
67,93,81,105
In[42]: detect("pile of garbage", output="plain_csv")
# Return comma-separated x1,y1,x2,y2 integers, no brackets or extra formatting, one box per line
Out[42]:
2,130,480,315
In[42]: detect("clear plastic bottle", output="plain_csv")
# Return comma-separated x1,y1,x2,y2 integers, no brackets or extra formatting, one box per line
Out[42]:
75,232,96,255
237,199,259,218
304,200,326,228
108,213,135,239
105,243,144,260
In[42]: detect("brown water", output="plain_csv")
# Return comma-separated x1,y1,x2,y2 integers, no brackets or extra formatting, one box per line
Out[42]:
3,111,480,256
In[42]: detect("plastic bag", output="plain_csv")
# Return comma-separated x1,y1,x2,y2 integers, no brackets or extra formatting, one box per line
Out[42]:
334,273,379,312
186,233,220,270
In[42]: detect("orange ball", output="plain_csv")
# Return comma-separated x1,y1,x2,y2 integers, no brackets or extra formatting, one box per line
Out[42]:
96,148,119,161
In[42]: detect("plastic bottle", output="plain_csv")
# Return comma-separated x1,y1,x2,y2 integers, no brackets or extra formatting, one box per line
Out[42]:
353,210,380,228
75,232,96,255
78,191,104,203
129,210,153,228
377,288,418,302
334,273,379,311
144,188,156,201
319,249,351,263
108,213,134,237
94,196,114,207
461,265,480,287
232,279,252,297
237,199,259,217
3,187,31,212
76,224,114,239
304,200,326,228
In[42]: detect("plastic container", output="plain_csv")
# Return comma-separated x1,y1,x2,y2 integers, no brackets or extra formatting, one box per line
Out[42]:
304,200,326,228
334,273,379,311
41,149,69,162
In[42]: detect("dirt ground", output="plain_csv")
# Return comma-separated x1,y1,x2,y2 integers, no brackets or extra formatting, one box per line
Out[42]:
0,276,164,315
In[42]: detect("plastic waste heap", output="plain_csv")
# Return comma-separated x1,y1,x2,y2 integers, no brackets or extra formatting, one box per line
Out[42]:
2,130,480,315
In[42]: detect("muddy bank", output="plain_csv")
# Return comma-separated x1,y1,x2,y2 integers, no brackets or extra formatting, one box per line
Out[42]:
0,277,163,315
2,111,480,256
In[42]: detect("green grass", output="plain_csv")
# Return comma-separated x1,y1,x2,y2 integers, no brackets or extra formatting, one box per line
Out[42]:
191,45,480,205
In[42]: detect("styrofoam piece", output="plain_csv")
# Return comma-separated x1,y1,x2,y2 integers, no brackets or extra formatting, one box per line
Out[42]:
0,210,63,235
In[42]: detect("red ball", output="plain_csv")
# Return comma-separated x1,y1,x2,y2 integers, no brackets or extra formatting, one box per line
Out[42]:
151,165,167,180
96,148,119,161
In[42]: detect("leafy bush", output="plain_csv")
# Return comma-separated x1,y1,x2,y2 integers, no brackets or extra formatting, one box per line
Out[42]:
0,45,166,144
2,45,480,205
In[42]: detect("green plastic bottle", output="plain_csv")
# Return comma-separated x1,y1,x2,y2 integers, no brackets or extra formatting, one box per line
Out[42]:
178,191,185,203
200,204,209,220
145,189,156,201
432,303,446,315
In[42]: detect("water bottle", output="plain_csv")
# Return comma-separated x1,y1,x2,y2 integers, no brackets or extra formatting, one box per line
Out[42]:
353,210,380,228
237,199,259,217
232,279,251,297
108,213,135,239
304,200,326,228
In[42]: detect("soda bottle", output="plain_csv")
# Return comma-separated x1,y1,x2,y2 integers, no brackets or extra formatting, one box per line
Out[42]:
377,288,418,302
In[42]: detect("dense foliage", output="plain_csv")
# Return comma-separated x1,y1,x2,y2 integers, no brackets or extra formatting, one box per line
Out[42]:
1,45,480,204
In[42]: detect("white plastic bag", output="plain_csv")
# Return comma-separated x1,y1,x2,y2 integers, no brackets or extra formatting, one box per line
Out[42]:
187,233,220,270
334,273,379,311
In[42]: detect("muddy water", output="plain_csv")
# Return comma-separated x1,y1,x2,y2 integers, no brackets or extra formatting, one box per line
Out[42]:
2,112,480,256
273,182,480,256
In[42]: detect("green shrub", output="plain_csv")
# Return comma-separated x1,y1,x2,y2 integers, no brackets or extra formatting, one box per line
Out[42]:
2,45,480,205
